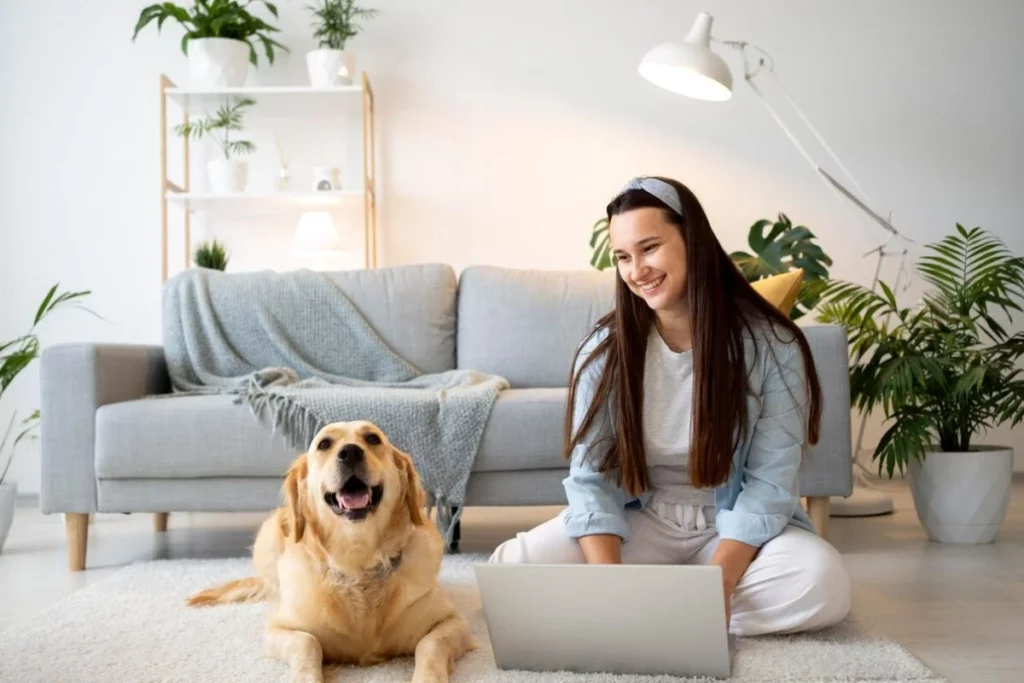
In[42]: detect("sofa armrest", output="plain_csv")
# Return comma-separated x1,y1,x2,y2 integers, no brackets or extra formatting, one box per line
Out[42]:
40,344,170,514
799,325,854,498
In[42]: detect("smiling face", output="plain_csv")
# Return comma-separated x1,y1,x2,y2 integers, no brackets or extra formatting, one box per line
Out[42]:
296,420,423,530
610,207,688,315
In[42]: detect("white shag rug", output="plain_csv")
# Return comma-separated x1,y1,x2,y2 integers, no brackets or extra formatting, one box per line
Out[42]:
0,554,945,683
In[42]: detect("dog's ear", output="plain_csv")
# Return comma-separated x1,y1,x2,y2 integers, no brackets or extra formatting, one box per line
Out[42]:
284,454,309,542
392,446,427,526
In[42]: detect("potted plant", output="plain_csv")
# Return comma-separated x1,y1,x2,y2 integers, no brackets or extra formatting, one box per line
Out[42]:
132,1,287,88
818,225,1024,543
1,285,91,553
194,238,230,270
176,97,257,193
304,0,379,87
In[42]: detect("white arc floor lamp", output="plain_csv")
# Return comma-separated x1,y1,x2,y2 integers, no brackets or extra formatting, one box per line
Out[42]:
639,12,914,516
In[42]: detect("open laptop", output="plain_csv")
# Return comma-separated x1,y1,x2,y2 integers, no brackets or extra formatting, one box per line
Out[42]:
474,562,734,679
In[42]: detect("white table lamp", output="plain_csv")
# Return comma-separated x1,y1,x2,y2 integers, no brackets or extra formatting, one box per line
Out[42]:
292,211,346,270
638,12,912,517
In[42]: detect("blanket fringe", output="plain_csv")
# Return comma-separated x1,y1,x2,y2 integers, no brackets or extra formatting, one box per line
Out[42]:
426,494,464,552
232,376,321,454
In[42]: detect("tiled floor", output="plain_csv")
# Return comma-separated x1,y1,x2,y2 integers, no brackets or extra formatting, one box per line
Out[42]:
1,477,1022,682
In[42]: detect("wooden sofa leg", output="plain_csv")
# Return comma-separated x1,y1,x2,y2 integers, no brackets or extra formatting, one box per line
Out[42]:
66,513,89,572
154,512,169,532
806,496,830,541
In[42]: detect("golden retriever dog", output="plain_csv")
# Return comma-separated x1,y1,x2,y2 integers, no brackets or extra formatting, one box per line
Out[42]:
186,420,475,683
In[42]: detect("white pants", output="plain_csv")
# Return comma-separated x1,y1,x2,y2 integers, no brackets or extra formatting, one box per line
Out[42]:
488,494,851,637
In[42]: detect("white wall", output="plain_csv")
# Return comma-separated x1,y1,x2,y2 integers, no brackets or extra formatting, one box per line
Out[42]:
3,0,1023,495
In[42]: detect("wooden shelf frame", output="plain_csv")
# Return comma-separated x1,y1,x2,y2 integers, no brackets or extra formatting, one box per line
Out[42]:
158,72,378,282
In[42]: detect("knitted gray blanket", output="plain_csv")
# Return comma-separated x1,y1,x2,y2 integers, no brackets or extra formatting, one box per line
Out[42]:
161,268,509,544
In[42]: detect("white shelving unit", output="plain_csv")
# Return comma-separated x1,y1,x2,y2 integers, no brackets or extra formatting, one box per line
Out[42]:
164,189,362,211
159,72,377,282
165,84,364,109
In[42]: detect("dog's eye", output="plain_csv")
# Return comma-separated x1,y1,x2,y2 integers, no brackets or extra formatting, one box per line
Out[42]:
365,433,381,445
317,438,332,451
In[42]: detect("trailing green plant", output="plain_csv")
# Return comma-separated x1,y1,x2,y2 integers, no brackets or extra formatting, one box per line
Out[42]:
306,0,379,50
817,225,1024,477
729,213,832,320
589,212,832,319
175,97,256,160
1,285,92,485
194,239,230,270
132,1,288,66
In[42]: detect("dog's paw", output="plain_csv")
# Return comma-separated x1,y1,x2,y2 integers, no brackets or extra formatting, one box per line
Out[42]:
289,669,325,683
409,674,447,683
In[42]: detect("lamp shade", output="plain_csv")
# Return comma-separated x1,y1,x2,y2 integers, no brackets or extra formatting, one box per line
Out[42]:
638,12,733,101
291,211,344,256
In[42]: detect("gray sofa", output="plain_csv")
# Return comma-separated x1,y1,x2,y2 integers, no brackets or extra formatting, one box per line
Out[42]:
39,264,852,571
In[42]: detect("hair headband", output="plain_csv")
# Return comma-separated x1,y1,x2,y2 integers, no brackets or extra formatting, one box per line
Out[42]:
614,176,683,216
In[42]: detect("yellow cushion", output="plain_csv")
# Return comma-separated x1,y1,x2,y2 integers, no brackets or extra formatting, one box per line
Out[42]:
749,269,804,317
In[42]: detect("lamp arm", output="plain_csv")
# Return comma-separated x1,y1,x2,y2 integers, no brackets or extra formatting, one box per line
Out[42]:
714,40,910,244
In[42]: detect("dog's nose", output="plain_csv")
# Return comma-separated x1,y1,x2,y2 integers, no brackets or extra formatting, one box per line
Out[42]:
338,444,364,465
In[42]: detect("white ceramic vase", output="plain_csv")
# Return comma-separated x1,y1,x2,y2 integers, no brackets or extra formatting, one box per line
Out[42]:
0,481,16,554
207,159,249,193
306,49,355,86
908,446,1014,544
189,37,251,88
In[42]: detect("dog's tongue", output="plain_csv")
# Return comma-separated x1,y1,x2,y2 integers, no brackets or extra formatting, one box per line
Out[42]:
340,490,371,510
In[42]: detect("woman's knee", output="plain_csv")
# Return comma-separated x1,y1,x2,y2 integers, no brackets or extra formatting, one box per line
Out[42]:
797,535,852,629
487,516,584,565
488,534,527,564
731,529,852,636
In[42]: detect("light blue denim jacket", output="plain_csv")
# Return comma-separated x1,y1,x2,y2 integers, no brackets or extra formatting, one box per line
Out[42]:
560,322,817,548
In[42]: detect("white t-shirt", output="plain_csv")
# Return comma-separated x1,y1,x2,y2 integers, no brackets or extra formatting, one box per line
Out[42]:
643,325,716,505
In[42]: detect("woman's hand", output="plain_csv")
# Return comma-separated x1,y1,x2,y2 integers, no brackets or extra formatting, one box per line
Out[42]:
710,539,759,629
578,534,623,564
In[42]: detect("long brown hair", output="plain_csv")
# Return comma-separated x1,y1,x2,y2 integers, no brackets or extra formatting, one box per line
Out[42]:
564,177,822,494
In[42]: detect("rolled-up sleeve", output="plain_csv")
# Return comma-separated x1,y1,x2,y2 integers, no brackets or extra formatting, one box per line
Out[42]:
560,333,630,541
715,342,807,548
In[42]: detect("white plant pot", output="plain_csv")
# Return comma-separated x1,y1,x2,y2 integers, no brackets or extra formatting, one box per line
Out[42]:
908,446,1014,544
306,49,355,87
189,37,251,88
207,159,249,194
0,481,16,554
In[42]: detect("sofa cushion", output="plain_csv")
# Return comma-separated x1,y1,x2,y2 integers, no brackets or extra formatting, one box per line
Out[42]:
457,266,615,388
95,389,570,479
324,263,457,374
95,395,298,479
750,268,804,315
475,388,568,471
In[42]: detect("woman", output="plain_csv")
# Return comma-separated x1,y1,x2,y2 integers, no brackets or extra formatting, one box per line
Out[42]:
489,176,851,636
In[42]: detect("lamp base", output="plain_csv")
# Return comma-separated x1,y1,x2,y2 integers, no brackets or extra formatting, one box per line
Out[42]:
830,481,894,517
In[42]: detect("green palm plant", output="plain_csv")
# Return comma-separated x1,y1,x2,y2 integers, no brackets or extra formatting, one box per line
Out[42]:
1,285,92,485
817,225,1024,477
175,97,256,160
132,1,287,66
306,0,379,50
